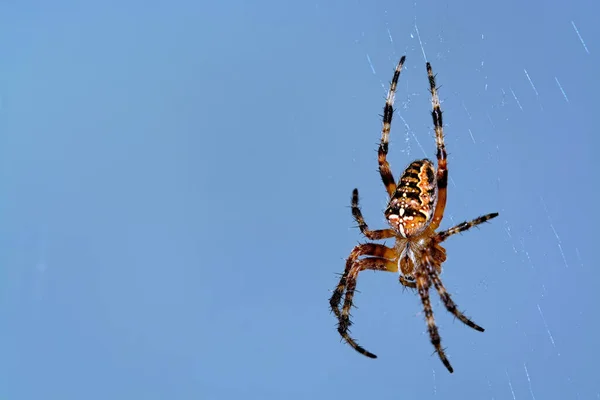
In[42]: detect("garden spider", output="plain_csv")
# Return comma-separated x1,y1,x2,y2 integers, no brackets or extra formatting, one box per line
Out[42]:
329,56,498,373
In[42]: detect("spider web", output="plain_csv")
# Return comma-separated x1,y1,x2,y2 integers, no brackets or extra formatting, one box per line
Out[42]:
341,1,598,398
1,2,597,398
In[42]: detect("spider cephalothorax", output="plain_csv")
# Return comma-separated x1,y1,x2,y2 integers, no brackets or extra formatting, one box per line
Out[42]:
329,56,498,373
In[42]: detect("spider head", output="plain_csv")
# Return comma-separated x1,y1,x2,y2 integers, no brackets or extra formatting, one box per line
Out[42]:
396,234,447,277
385,159,438,237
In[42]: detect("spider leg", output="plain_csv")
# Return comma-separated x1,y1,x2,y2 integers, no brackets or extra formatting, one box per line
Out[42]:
352,188,395,240
379,56,406,198
436,212,499,242
330,244,395,320
425,262,484,332
426,62,448,231
338,257,398,358
329,243,397,358
415,269,454,373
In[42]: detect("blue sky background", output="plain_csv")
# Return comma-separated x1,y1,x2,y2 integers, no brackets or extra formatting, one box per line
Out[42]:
0,1,598,399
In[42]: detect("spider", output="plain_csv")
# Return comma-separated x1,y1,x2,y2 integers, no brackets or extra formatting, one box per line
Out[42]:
329,56,499,373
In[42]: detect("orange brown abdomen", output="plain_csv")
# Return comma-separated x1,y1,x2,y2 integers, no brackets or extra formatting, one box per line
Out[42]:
385,159,438,237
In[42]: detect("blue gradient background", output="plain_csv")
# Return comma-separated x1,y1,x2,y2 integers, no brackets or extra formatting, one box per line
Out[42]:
0,1,598,399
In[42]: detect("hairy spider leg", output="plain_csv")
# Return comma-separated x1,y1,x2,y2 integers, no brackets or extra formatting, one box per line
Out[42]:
425,262,484,332
351,188,395,240
329,244,397,358
329,243,395,319
415,269,454,373
436,213,499,242
426,62,449,231
378,56,406,198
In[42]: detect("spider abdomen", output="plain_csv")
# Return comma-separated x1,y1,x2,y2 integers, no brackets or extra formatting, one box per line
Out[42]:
385,159,438,237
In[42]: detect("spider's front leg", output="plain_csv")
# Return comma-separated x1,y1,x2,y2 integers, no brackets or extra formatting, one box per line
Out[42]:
425,262,484,332
415,269,454,373
329,243,397,358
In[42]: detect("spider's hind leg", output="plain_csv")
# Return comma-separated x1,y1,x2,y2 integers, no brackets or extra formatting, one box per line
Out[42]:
378,56,406,198
427,61,449,231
